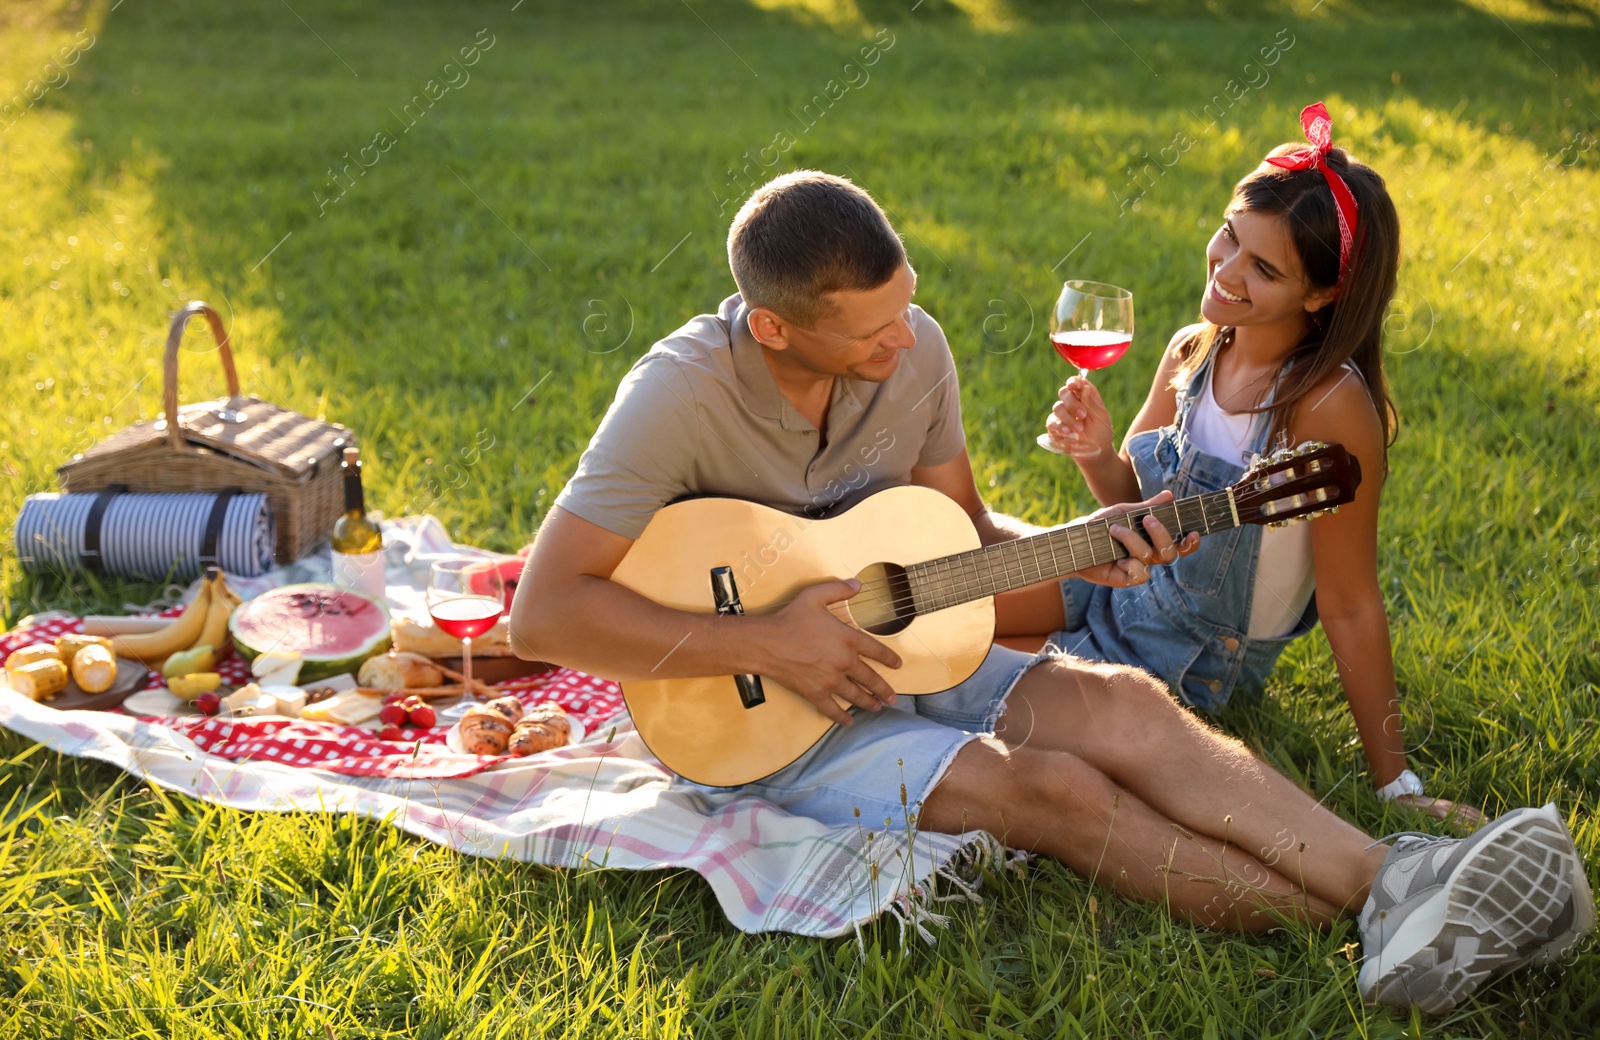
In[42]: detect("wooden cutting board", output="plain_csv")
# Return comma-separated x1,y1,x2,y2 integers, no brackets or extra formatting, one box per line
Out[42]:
45,657,151,711
435,656,553,684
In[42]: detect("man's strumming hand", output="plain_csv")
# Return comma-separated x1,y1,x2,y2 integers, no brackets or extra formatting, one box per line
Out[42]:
750,579,902,727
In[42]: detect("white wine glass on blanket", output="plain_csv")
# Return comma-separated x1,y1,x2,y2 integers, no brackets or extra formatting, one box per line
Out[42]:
428,558,504,706
1038,279,1134,458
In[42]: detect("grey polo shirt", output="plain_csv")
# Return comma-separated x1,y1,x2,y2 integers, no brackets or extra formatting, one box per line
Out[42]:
554,292,967,540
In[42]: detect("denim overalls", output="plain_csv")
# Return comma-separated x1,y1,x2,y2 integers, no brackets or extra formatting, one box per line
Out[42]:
1047,351,1318,711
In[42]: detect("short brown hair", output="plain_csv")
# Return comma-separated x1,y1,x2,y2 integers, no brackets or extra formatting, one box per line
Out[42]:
727,171,906,327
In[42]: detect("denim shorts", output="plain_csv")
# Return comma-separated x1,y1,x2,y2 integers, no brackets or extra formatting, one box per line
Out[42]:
669,645,1048,831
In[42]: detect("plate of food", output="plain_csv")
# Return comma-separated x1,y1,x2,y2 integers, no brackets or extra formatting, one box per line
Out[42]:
3,636,150,711
444,695,583,757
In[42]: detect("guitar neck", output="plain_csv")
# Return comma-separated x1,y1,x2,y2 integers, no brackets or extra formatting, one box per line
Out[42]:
907,488,1241,615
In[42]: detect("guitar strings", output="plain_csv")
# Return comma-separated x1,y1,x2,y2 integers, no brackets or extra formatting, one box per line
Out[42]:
747,497,1215,617
807,455,1333,618
908,496,1216,613
741,491,1233,618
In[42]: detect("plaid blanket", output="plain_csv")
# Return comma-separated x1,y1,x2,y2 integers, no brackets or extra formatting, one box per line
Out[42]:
0,516,1005,939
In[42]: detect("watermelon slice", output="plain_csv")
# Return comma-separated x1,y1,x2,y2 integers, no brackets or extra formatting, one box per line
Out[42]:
229,584,392,683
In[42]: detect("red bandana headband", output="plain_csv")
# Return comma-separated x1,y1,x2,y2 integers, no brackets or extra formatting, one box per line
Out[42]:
1264,102,1359,288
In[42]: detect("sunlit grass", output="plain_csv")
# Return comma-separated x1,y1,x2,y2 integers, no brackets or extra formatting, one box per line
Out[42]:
2,0,1598,1035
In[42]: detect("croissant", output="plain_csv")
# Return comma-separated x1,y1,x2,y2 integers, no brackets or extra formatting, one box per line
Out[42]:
508,713,570,755
523,701,566,723
458,707,514,755
484,695,525,723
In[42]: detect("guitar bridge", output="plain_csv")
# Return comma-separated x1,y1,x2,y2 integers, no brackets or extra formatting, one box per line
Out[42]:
710,566,766,708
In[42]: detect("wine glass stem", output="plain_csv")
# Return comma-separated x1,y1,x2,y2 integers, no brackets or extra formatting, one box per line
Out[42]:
462,635,474,699
1078,366,1090,381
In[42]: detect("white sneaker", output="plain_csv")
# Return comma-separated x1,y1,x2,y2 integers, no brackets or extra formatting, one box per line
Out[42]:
1357,803,1591,1014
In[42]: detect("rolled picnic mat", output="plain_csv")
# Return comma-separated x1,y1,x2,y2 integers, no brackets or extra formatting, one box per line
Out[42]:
14,489,275,580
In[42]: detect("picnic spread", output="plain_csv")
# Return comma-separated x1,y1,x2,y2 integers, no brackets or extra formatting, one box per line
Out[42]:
1,300,1010,940
2,513,1009,940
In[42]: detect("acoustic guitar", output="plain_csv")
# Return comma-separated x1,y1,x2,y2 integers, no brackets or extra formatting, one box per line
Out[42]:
610,441,1361,787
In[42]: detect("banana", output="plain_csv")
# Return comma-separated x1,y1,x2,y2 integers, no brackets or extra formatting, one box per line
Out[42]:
194,571,235,657
109,582,213,665
213,569,243,609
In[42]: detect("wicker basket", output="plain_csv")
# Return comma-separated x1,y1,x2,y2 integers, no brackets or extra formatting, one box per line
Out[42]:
57,301,352,563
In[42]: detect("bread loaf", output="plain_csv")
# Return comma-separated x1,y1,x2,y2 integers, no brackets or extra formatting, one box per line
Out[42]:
357,651,445,690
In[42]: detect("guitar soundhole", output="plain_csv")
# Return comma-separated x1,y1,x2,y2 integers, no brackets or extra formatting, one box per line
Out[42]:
850,562,914,636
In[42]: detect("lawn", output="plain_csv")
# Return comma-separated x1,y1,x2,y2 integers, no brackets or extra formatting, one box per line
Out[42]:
2,0,1599,1035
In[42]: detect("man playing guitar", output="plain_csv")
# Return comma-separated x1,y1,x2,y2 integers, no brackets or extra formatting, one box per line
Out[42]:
510,171,1588,1014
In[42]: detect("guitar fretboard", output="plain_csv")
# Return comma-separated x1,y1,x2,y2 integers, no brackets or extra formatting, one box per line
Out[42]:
905,490,1238,615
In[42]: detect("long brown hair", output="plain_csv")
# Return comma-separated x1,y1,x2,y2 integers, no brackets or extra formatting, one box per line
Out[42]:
1174,143,1401,459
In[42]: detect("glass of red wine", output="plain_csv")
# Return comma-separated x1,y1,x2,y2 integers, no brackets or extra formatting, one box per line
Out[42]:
1038,279,1134,457
428,558,505,703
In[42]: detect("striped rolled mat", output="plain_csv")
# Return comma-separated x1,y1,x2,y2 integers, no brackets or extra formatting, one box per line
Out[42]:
14,489,276,580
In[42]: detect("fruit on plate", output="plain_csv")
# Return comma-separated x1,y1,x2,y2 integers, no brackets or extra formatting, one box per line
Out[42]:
167,672,222,702
9,659,69,700
68,642,117,694
162,645,217,680
378,702,409,728
230,584,391,683
407,703,436,729
194,691,222,715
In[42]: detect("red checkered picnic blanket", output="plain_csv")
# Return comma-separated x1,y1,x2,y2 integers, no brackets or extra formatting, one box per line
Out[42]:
0,610,627,780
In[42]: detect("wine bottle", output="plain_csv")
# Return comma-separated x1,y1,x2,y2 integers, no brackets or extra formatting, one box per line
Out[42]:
331,446,386,601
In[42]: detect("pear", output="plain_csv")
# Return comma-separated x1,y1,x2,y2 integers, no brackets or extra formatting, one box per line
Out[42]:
161,644,216,680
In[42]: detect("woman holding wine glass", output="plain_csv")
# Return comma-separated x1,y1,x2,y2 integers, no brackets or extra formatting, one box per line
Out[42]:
1036,280,1134,459
1001,103,1479,823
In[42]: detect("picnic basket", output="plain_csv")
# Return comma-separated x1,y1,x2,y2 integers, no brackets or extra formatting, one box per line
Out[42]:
57,301,352,563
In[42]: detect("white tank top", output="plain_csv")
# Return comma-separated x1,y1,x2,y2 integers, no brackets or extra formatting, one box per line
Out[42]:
1183,362,1356,638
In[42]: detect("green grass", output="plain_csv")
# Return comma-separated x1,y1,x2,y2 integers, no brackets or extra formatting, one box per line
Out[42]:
3,0,1599,1034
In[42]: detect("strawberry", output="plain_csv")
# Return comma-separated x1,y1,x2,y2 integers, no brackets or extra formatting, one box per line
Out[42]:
378,725,405,742
407,703,437,729
379,703,409,727
194,691,222,715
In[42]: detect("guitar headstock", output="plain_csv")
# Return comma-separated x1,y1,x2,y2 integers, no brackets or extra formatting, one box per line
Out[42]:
1231,441,1362,529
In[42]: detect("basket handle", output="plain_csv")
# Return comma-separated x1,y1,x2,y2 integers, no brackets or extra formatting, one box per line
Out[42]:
164,301,242,449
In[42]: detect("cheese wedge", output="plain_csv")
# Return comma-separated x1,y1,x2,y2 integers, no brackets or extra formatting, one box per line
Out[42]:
300,688,384,725
265,685,307,718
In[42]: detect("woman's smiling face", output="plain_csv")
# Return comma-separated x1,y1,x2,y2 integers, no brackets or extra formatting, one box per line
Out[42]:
1200,208,1335,329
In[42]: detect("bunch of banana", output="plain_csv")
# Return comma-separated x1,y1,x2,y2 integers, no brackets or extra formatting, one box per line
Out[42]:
109,567,242,670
